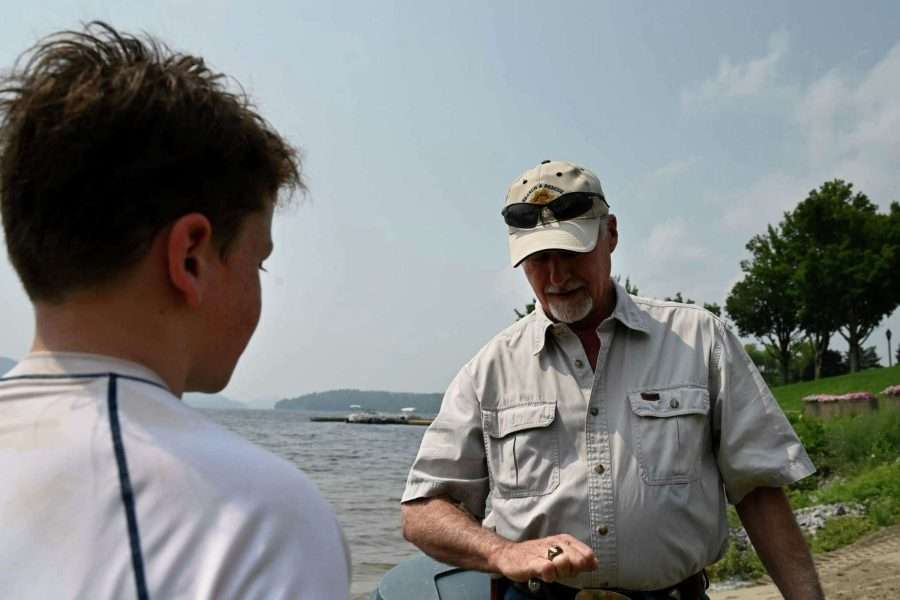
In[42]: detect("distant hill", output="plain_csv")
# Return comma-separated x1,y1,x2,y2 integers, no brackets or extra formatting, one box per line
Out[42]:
277,389,443,414
0,357,15,376
183,393,245,410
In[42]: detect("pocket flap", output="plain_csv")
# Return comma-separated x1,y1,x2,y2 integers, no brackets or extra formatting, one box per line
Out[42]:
628,387,709,418
483,402,556,438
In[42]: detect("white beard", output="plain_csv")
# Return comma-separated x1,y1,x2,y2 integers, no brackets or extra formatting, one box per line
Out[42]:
546,291,594,323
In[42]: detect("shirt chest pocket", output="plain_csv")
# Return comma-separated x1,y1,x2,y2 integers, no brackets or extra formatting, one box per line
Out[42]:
628,387,710,485
482,401,559,499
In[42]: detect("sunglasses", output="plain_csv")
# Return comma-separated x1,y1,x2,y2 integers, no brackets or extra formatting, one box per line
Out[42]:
501,192,607,229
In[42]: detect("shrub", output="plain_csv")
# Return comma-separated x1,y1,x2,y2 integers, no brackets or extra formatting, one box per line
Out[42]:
707,544,765,582
807,515,875,553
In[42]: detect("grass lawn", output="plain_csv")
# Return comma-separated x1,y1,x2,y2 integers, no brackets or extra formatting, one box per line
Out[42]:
708,364,900,582
771,363,900,413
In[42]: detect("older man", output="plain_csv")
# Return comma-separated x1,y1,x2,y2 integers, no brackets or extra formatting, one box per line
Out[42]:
0,23,349,599
401,160,823,599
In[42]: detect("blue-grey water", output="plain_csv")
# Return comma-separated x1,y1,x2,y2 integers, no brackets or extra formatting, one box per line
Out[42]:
204,409,428,599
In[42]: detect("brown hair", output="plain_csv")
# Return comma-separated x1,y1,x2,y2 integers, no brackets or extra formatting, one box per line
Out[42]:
0,22,302,302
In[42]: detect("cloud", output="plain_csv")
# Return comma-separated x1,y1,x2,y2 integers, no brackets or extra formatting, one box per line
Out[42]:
720,171,809,233
648,157,697,180
716,38,900,237
646,217,707,261
682,31,788,106
800,41,900,206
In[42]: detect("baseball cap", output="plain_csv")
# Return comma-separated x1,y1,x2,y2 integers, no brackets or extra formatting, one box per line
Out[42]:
504,159,608,267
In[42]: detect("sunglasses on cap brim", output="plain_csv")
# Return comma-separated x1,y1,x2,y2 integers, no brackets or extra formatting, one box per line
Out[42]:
501,192,608,229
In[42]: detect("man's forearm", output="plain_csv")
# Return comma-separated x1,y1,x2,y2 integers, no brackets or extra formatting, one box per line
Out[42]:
736,486,824,600
401,496,507,572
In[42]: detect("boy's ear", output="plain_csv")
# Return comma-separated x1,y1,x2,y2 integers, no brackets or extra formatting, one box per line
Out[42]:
166,213,215,307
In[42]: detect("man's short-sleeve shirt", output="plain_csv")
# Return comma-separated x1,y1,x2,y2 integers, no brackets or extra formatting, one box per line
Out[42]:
0,352,351,600
402,281,814,591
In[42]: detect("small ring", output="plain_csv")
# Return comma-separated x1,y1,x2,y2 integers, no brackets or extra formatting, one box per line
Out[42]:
547,544,564,560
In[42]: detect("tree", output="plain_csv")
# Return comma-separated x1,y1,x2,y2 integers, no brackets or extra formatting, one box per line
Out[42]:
726,225,803,385
743,343,779,385
855,346,882,370
514,299,536,321
783,180,900,372
663,293,723,319
613,274,640,296
703,303,722,318
665,292,694,304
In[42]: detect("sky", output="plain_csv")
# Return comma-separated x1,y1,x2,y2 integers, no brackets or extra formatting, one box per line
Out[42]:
1,1,899,404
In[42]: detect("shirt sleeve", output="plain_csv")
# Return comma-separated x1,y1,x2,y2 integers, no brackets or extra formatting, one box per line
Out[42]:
710,321,816,504
401,365,490,518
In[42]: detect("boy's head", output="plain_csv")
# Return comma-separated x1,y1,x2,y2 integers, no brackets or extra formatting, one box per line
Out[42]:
0,22,301,303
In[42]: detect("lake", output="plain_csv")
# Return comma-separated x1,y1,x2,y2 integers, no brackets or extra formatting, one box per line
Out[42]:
204,409,428,599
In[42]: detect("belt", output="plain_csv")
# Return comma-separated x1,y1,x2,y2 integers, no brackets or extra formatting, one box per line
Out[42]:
510,571,708,600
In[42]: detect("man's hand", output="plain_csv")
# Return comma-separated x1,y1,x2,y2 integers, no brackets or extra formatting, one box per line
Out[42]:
401,496,598,581
491,534,598,582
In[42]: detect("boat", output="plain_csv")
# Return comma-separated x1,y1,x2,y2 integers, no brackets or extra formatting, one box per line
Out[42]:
370,553,489,600
346,406,433,425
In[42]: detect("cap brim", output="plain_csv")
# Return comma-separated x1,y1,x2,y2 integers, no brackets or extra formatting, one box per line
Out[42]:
508,217,601,267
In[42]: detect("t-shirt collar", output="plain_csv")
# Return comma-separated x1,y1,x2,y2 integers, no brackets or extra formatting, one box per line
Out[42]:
5,351,169,389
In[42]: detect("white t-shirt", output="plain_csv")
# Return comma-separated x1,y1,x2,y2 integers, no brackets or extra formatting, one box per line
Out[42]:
0,352,350,600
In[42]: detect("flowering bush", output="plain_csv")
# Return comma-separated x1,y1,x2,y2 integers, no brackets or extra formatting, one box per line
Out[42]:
803,392,878,403
882,385,900,397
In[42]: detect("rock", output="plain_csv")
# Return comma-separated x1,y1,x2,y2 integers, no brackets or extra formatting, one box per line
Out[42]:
729,502,866,551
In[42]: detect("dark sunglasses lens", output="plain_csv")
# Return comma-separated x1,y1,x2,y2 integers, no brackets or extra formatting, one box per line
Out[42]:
549,193,594,220
502,204,541,228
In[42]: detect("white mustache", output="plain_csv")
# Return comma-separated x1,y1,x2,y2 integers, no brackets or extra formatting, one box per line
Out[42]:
545,281,585,294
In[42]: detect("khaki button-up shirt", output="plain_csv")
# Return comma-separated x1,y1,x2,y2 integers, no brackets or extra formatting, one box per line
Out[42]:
402,280,814,590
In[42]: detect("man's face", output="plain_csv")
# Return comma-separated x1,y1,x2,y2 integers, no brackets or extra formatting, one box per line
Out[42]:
521,216,618,327
188,205,274,392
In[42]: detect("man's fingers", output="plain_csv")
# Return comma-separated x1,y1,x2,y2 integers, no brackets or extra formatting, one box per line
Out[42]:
549,553,574,579
560,541,598,571
544,536,596,574
537,558,558,582
556,534,595,556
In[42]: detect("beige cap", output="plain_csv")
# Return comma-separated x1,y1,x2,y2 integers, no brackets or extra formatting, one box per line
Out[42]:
504,159,608,267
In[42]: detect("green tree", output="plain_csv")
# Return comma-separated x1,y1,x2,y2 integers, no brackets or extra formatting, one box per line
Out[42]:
613,274,640,295
663,293,722,319
665,292,695,304
726,225,803,385
783,180,900,373
854,346,882,370
743,343,779,385
703,303,722,318
514,299,536,321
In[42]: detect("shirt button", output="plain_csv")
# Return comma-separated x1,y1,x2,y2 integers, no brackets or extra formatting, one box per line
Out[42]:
670,399,680,408
589,407,599,416
597,525,609,536
574,359,584,368
594,464,605,475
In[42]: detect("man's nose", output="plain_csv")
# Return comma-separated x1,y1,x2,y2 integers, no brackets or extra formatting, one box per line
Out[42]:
546,253,570,286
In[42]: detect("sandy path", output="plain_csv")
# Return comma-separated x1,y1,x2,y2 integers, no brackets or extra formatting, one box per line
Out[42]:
709,525,900,599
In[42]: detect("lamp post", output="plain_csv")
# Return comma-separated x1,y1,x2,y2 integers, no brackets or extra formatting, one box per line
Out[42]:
888,329,893,368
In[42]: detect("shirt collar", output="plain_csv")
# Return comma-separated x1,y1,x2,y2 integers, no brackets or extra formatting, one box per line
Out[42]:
6,351,169,389
530,278,651,355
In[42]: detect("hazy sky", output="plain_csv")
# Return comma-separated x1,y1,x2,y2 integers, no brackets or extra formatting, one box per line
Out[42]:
1,1,898,403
